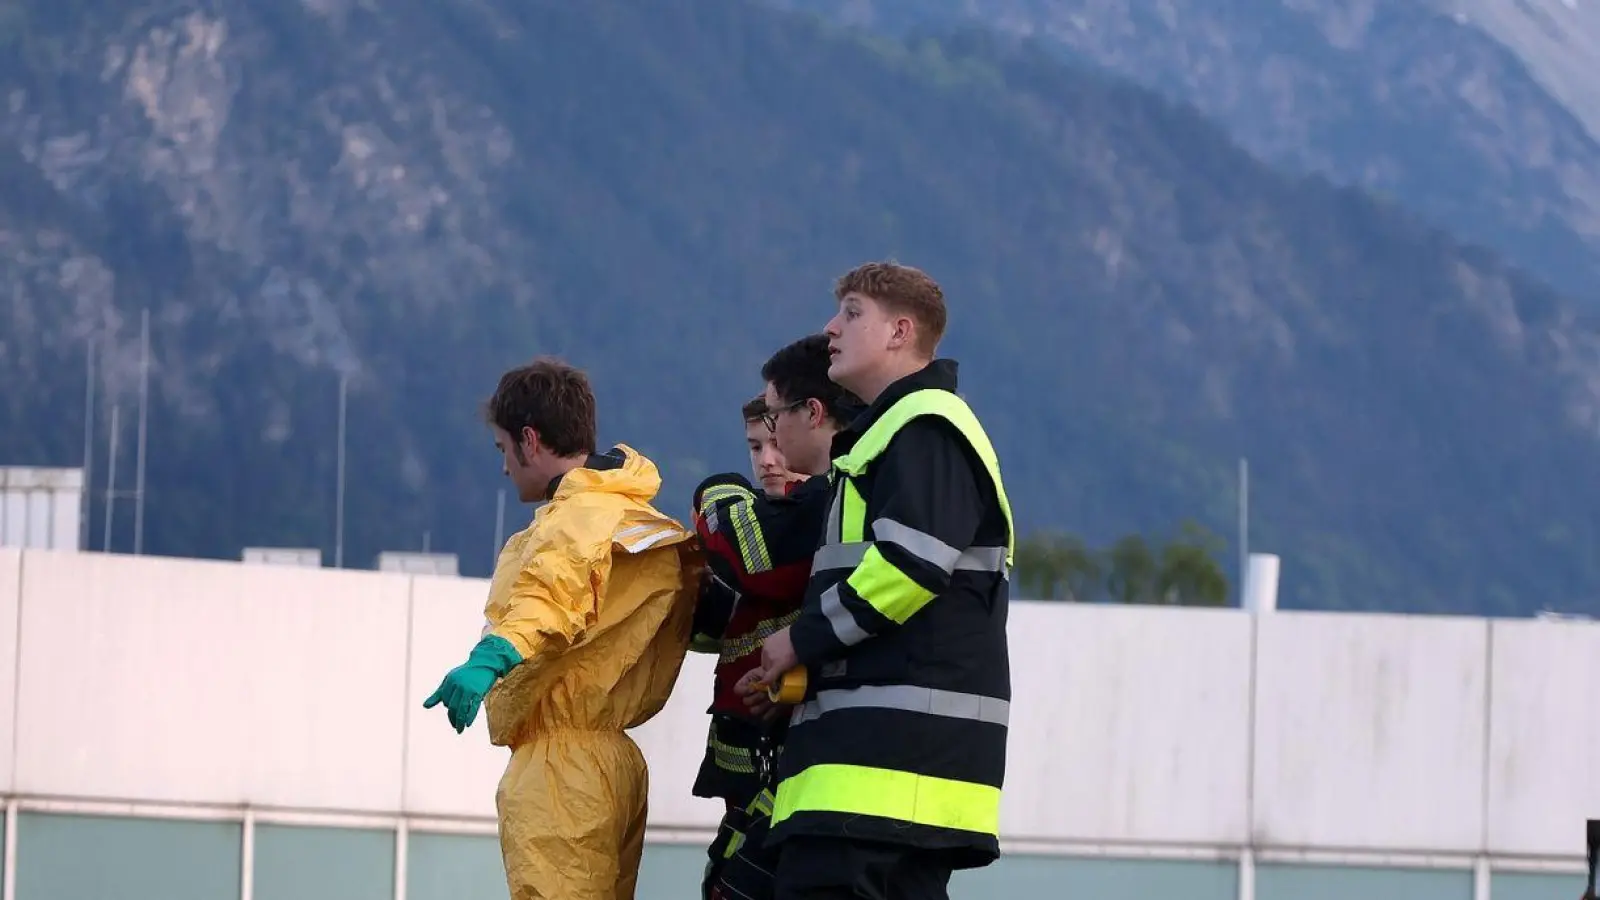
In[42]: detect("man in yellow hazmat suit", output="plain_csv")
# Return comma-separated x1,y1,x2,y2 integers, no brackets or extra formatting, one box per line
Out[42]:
423,357,704,900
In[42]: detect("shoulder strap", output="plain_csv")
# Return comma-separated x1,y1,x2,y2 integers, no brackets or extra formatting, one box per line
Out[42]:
834,388,1015,566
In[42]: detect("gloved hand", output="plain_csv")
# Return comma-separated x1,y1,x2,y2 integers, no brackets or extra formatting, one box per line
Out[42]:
423,633,523,733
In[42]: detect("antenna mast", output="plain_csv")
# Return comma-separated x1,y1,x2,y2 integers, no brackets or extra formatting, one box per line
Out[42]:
81,337,95,551
335,373,348,568
133,309,150,555
103,404,120,553
1238,456,1250,604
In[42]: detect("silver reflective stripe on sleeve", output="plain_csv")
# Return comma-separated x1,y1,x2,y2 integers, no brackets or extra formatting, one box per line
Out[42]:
819,583,871,647
812,540,1008,576
813,541,866,573
871,517,961,573
791,684,1009,728
958,545,1010,577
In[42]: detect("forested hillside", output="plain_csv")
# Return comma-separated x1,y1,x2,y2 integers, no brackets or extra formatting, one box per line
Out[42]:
4,0,1600,615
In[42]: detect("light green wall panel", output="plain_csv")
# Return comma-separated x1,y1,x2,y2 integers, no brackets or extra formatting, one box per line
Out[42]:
18,815,1571,900
635,841,1240,900
254,823,394,900
954,854,1238,899
15,812,241,900
638,843,713,900
406,831,507,900
1256,863,1473,900
408,834,711,900
1491,870,1590,900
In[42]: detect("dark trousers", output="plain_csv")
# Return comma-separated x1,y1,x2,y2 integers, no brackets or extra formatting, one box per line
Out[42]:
772,835,954,900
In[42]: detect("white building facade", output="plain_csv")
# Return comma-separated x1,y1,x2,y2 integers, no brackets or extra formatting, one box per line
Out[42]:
0,546,1594,900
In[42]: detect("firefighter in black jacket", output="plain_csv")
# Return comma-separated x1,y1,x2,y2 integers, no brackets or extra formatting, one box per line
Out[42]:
739,262,1014,900
692,335,865,900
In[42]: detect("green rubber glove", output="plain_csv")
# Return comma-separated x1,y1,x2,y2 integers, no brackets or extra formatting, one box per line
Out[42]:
423,634,523,733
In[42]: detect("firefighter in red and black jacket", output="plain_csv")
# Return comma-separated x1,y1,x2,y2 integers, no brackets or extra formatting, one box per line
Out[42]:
688,395,815,807
690,335,864,900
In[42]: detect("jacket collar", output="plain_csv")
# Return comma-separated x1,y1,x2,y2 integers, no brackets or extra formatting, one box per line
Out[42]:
831,359,960,459
545,446,626,500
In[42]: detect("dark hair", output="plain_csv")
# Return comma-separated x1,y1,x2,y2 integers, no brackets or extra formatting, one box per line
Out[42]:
760,334,864,427
835,260,946,355
483,356,597,457
742,395,768,422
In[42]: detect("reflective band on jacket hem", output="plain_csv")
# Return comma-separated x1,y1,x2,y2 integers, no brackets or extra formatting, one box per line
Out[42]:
770,763,1001,836
790,684,1009,728
710,735,756,774
813,540,1008,576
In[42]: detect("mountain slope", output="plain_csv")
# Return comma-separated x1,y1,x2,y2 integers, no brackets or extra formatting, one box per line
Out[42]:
1449,0,1600,149
3,0,1600,616
776,0,1600,302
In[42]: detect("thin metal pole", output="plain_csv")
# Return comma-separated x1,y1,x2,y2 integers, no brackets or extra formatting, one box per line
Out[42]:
1238,456,1249,603
493,488,506,569
80,337,95,551
103,404,120,553
335,374,348,569
134,309,150,555
422,530,431,553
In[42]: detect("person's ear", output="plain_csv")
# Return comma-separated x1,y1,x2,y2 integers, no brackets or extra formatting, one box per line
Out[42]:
889,316,914,350
518,425,541,457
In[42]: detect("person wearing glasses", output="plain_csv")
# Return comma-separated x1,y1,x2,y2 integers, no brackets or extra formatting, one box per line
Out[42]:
741,262,1015,900
690,334,863,900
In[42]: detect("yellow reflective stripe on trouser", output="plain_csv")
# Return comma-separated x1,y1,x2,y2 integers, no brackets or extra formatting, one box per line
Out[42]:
770,764,1000,836
723,789,775,859
846,544,935,624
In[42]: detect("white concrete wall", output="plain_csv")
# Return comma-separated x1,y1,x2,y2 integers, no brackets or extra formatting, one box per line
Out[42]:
0,547,20,797
1252,611,1490,853
2,547,1596,861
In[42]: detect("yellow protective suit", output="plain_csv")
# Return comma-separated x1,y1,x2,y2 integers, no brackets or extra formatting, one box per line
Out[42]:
479,444,703,900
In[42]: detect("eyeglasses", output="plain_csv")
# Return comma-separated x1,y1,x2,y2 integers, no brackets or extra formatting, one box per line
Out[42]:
761,399,809,432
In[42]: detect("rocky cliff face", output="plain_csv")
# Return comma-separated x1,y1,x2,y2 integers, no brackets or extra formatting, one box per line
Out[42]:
780,0,1600,301
1,1,562,563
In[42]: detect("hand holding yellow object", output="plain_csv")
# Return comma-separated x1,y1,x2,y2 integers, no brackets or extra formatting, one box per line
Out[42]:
762,666,807,704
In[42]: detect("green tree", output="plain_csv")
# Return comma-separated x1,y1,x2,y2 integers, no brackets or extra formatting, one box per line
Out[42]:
1015,530,1103,603
1154,520,1230,606
1018,521,1231,607
1105,534,1160,604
